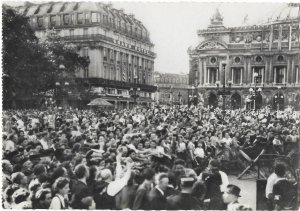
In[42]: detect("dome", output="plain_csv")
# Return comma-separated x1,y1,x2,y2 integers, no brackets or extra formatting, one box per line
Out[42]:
261,4,299,24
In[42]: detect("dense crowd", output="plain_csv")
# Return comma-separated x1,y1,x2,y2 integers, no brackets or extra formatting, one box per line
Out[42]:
2,104,300,210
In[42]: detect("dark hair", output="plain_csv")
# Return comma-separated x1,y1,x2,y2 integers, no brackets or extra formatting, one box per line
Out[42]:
274,163,286,177
88,165,98,181
34,164,46,176
142,168,155,181
15,192,30,204
38,189,51,201
74,164,88,179
53,177,69,193
51,167,66,184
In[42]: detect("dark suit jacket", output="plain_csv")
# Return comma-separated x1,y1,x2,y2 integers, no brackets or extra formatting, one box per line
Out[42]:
167,192,202,210
147,187,167,210
273,179,297,208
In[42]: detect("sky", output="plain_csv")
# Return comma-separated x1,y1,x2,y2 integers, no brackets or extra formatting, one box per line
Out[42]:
3,0,297,74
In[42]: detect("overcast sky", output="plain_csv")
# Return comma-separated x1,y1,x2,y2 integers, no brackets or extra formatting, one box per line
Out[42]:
4,1,296,74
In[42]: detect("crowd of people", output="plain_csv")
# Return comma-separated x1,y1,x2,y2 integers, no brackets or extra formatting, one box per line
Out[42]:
2,104,300,210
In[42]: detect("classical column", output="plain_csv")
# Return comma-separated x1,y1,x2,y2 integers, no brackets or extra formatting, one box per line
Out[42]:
240,68,243,85
286,56,291,84
278,25,282,51
269,25,273,51
291,55,295,84
247,57,252,84
243,58,248,84
288,25,292,51
269,56,273,84
225,60,231,83
265,57,269,84
203,58,207,85
198,58,203,85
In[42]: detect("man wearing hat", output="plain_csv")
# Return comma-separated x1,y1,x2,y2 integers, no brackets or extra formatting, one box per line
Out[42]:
166,177,202,209
222,184,243,210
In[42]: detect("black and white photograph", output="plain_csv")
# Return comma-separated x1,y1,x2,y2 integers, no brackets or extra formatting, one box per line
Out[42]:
1,0,300,210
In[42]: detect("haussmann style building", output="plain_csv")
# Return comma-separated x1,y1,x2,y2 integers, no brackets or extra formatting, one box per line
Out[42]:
154,72,189,105
16,1,156,109
188,6,300,110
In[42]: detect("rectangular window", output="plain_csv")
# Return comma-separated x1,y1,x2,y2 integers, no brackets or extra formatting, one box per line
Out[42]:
274,66,285,84
85,13,89,23
69,29,74,37
63,14,70,25
70,14,75,24
91,12,98,23
77,13,83,24
117,90,122,95
37,17,43,27
83,28,88,36
103,48,107,61
232,68,242,84
83,48,88,57
208,68,218,84
253,67,263,84
50,16,56,26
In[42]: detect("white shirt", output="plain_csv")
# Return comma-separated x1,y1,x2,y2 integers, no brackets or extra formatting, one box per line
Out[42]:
49,194,65,209
194,147,205,158
221,137,232,146
265,172,279,198
219,170,229,192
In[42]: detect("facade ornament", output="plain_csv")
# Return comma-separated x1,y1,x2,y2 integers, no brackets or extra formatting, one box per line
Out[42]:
265,32,271,42
244,33,253,43
256,36,262,42
198,41,226,50
235,36,241,43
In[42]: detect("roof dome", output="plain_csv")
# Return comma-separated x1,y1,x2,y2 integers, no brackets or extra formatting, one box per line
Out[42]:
265,4,299,23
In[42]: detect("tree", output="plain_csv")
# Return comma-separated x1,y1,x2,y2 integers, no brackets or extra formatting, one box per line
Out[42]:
2,6,88,108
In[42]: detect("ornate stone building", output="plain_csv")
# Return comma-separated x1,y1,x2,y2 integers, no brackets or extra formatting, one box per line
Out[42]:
16,2,156,108
154,72,189,105
188,6,300,110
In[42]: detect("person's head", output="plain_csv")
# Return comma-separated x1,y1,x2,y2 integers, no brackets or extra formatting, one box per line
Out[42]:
52,177,70,196
180,177,196,193
12,188,30,204
74,164,89,179
274,162,286,177
34,164,47,177
157,173,169,191
2,160,13,175
137,142,144,150
192,180,206,199
223,184,241,204
208,159,220,172
11,172,28,186
142,168,155,182
100,169,113,182
35,188,52,208
150,140,156,148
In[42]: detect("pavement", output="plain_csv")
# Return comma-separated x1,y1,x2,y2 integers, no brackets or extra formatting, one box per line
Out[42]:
228,175,257,210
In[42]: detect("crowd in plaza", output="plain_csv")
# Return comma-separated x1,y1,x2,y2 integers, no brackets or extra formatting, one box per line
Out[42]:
2,104,300,210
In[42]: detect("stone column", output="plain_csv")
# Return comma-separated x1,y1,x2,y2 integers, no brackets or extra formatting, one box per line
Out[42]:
265,57,269,84
286,55,291,84
203,58,207,85
198,57,203,85
243,57,248,84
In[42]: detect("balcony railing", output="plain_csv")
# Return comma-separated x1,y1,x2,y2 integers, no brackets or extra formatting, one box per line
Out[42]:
61,34,114,43
76,77,157,92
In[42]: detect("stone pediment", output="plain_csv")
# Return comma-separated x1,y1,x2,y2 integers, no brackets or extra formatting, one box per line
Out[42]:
197,40,227,50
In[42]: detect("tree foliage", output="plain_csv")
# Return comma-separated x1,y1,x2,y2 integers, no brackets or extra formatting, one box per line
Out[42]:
2,6,88,106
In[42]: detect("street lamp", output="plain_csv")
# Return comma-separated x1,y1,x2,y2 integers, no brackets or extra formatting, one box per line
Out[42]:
274,86,283,111
55,64,70,108
178,92,182,106
130,75,140,107
189,85,197,107
216,62,231,119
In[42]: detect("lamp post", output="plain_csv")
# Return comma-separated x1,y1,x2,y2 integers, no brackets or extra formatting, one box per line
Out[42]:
274,86,283,111
216,62,231,119
130,75,140,107
55,64,69,108
178,92,182,106
188,85,196,107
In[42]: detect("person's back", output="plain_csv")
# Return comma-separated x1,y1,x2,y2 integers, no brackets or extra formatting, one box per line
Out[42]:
167,192,202,210
273,179,297,209
115,184,138,209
